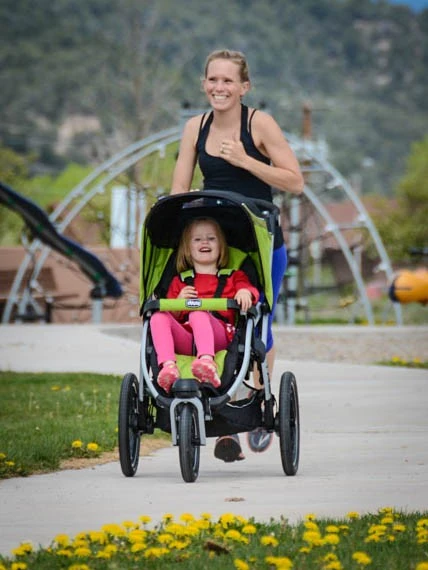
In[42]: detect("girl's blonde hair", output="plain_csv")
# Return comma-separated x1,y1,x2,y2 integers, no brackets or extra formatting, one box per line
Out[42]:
204,49,250,83
176,218,229,273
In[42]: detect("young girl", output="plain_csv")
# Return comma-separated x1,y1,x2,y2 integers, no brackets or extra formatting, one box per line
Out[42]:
150,217,259,393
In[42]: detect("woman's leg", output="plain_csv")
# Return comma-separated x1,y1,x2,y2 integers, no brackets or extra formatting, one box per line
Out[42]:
267,243,288,353
150,312,193,365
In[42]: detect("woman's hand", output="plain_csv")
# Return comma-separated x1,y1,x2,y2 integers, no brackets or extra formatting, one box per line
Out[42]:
234,288,253,311
220,135,248,169
177,286,198,299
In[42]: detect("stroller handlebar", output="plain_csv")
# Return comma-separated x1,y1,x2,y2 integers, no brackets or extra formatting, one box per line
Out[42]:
143,298,257,316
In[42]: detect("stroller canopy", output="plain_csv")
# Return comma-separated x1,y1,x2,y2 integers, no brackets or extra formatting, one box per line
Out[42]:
140,190,278,309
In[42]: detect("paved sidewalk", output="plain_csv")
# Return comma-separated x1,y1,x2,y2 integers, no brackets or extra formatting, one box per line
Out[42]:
0,324,427,556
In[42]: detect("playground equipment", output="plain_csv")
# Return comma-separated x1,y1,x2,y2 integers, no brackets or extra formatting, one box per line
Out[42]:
0,182,122,322
2,105,402,325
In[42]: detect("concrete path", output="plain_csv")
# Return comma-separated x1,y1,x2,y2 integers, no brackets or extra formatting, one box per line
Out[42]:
0,324,427,556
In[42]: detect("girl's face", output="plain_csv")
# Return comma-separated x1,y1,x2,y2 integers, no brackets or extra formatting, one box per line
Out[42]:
189,221,220,267
203,59,249,110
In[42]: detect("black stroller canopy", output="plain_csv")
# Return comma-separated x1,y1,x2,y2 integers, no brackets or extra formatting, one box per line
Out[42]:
145,190,275,252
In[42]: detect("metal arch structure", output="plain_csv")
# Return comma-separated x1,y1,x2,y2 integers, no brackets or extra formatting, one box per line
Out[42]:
285,134,402,325
3,114,401,325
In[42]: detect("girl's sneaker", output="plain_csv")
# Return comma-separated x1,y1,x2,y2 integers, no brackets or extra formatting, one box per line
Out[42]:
191,356,221,388
157,361,179,393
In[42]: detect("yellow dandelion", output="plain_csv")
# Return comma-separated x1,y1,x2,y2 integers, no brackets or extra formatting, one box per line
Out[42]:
179,513,195,523
324,562,343,570
352,551,372,565
51,385,61,391
323,533,340,545
304,513,317,521
393,523,406,532
260,535,279,547
0,563,6,570
54,534,70,547
304,520,319,531
96,550,112,559
162,513,174,522
86,442,99,452
122,519,137,530
219,513,236,526
415,563,428,570
103,544,118,554
346,511,360,519
131,542,147,553
101,523,126,537
88,531,106,544
71,440,83,449
264,555,293,569
139,515,152,525
12,543,33,556
302,530,323,546
128,529,147,543
143,546,169,558
74,547,91,557
242,524,257,534
5,460,15,467
299,546,311,554
68,565,90,570
326,525,340,533
170,539,189,550
234,559,250,570
381,516,394,525
56,549,72,557
200,512,212,521
0,453,6,460
158,533,174,544
11,563,28,570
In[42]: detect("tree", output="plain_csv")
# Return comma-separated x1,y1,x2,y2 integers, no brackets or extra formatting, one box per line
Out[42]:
371,136,428,262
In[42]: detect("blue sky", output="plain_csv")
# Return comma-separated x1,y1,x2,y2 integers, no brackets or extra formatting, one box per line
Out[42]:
386,0,428,10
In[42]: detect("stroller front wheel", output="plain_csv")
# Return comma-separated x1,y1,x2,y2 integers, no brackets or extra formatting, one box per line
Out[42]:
178,404,201,483
118,372,141,477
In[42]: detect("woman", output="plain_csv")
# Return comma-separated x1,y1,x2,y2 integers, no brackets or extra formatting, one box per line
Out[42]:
171,49,304,460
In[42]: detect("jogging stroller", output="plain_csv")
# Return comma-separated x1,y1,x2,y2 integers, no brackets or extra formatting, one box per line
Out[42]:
118,190,300,482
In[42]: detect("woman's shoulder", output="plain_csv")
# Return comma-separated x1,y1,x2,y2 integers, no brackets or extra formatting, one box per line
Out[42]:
250,107,280,129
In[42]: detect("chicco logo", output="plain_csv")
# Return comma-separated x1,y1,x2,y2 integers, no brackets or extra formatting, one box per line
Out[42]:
185,299,202,308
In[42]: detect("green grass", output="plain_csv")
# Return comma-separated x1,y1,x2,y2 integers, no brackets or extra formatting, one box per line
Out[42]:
1,373,428,569
1,509,427,569
0,371,168,478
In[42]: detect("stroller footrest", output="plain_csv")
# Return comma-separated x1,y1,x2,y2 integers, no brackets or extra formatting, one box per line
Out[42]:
172,379,200,398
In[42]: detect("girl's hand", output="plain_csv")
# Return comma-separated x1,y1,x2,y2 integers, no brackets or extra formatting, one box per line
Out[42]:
178,286,198,299
234,288,253,311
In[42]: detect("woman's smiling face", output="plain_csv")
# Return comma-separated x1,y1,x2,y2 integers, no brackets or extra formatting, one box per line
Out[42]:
203,58,249,109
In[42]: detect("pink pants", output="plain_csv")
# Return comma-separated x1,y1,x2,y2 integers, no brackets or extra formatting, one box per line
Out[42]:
150,311,229,365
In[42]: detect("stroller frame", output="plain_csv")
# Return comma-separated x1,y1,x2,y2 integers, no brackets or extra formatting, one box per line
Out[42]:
118,190,300,482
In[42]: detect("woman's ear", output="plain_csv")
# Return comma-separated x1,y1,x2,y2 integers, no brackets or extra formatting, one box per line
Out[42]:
240,80,250,97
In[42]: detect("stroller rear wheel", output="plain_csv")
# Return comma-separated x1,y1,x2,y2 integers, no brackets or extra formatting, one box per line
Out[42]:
277,371,300,476
118,373,141,477
178,404,200,483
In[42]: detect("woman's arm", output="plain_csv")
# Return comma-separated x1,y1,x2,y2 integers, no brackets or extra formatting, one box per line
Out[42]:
170,117,200,194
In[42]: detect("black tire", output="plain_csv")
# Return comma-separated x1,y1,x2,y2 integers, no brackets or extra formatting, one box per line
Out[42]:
118,373,141,477
278,371,300,476
178,404,200,483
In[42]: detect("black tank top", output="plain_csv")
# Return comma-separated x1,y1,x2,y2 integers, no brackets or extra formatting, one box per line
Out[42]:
196,104,272,202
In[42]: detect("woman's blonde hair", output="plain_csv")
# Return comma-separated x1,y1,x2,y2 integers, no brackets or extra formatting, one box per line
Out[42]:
204,49,250,83
176,217,229,273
